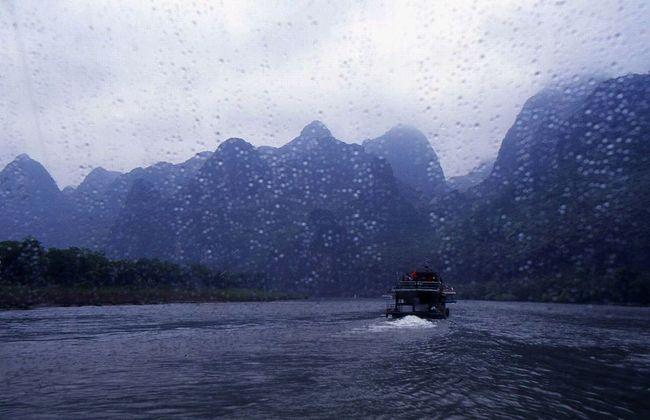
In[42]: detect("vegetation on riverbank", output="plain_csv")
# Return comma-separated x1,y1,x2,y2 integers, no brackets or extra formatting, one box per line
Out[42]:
3,238,647,308
0,285,296,309
0,239,299,309
459,269,650,305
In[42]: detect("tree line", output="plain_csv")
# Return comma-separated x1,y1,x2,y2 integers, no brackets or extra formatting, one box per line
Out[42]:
0,238,288,309
460,269,650,305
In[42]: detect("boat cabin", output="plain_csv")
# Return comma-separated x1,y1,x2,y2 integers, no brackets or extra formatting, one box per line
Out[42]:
385,265,455,319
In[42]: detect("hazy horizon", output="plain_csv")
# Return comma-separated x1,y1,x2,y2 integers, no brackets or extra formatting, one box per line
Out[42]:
4,119,502,189
1,0,648,187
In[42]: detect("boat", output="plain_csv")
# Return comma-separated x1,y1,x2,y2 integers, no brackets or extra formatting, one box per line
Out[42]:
384,265,456,319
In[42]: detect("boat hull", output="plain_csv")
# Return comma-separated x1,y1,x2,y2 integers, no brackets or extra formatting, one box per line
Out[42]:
385,308,449,319
383,267,455,319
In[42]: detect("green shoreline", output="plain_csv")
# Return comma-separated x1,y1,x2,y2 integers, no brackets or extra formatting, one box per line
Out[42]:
0,285,303,310
0,239,306,310
3,290,648,311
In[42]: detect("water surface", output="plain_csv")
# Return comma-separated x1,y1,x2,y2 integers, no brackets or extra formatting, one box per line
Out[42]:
1,300,649,418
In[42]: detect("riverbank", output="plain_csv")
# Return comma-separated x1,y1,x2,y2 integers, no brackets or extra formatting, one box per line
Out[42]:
0,285,302,310
458,274,650,306
0,239,305,310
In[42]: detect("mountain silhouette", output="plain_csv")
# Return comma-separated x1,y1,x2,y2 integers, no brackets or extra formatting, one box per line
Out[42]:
1,74,648,300
363,124,446,199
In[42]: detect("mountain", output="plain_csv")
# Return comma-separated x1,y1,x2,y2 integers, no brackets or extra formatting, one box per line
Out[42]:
107,121,426,294
0,154,68,246
108,178,174,259
363,125,446,200
551,74,650,274
115,151,213,198
430,73,650,303
171,137,277,267
486,79,600,197
447,159,494,192
1,74,648,302
66,151,212,249
76,167,122,196
97,150,212,210
0,154,60,201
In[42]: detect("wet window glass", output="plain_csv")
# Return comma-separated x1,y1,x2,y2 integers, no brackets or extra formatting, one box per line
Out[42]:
1,1,649,418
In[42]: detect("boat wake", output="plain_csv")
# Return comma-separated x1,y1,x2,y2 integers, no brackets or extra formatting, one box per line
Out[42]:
385,315,437,329
356,315,438,333
390,315,437,328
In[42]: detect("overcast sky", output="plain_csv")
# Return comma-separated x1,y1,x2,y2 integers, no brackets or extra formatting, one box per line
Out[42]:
1,0,648,187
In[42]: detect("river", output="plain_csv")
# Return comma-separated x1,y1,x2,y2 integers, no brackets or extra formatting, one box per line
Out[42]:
1,300,649,418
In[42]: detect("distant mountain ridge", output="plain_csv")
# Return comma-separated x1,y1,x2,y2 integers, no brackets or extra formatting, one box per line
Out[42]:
363,124,447,199
447,159,494,192
1,74,648,301
105,121,427,294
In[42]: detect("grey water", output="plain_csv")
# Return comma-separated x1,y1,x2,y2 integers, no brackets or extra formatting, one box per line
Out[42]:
1,300,649,419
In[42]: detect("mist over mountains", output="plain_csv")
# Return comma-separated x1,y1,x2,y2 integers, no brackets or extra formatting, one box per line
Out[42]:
1,74,648,301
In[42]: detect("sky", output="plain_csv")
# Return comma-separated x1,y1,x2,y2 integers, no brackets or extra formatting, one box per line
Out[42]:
0,0,648,187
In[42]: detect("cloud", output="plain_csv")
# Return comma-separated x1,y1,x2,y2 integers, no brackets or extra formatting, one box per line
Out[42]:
0,0,648,186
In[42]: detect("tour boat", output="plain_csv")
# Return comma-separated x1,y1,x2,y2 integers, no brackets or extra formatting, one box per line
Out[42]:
384,265,456,319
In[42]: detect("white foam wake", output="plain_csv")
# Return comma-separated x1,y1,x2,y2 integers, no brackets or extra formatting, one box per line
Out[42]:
390,315,436,328
357,315,437,333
